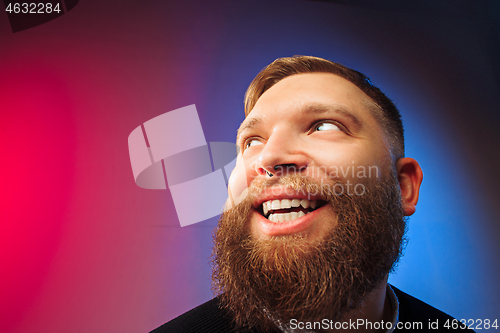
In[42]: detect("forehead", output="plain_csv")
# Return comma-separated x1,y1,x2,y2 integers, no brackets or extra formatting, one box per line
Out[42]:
238,73,381,137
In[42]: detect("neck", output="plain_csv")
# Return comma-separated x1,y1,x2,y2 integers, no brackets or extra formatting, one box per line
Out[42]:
325,278,392,332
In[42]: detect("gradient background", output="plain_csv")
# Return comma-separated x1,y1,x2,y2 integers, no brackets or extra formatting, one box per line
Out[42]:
1,1,499,332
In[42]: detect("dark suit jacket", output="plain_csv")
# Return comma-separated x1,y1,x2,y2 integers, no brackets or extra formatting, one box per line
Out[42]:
151,285,474,332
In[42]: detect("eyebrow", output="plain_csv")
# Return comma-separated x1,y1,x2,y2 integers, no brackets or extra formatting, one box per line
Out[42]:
237,117,262,141
305,103,362,129
236,102,363,140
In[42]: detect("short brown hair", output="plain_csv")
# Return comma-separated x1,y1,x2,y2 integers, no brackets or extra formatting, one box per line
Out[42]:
244,56,404,160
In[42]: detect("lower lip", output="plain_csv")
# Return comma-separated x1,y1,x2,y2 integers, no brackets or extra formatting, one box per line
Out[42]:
253,205,328,236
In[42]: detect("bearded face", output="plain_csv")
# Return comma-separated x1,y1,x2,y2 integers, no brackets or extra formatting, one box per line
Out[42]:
212,71,416,331
212,171,406,331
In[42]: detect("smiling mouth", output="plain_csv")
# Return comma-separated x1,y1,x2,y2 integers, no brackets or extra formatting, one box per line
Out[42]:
260,199,327,223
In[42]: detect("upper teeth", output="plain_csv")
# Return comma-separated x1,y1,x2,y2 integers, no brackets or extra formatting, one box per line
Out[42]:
262,199,318,217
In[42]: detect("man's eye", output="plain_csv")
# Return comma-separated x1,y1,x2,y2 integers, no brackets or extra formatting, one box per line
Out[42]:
314,122,340,132
245,139,263,150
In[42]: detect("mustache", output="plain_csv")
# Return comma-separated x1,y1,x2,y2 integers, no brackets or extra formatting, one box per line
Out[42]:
230,174,369,209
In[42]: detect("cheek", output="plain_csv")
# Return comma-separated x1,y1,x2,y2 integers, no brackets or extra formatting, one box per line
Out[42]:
227,155,251,205
312,146,385,182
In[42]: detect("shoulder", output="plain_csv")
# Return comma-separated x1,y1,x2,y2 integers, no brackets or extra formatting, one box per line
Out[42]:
149,297,266,333
150,297,232,333
390,285,475,332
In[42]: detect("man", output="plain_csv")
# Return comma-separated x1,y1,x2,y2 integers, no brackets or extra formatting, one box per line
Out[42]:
152,56,473,332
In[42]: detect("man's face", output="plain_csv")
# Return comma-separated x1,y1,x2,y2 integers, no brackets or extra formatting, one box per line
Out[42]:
229,73,393,242
212,72,407,330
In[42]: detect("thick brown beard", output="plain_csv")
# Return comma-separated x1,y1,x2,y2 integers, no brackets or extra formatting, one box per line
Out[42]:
212,172,406,331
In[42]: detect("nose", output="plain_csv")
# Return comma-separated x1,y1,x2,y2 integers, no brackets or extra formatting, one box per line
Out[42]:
255,131,308,177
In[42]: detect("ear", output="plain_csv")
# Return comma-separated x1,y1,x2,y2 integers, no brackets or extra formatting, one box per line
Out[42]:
396,158,423,216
